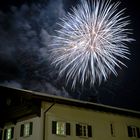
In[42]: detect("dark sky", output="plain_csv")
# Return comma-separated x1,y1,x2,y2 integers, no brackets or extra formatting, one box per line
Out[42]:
0,0,140,111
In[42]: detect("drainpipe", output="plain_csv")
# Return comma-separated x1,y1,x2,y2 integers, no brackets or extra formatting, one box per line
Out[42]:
43,103,55,140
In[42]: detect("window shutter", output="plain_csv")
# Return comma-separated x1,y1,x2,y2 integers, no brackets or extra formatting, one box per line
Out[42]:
52,121,57,134
4,129,7,140
137,127,140,138
29,122,33,135
20,124,24,137
76,124,81,136
127,126,133,137
88,125,92,137
11,127,14,139
66,123,70,135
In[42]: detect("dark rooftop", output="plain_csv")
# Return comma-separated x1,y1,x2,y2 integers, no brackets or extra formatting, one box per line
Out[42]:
0,85,140,119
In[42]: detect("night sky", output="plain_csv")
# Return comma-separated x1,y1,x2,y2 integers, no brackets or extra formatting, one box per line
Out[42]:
0,0,140,111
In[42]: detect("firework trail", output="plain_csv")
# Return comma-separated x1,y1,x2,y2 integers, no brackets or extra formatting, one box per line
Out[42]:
50,0,133,89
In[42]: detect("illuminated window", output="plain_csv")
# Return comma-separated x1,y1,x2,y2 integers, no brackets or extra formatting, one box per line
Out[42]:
127,126,140,138
24,123,30,136
20,122,33,137
52,121,70,136
3,127,14,140
76,123,92,138
7,128,12,140
56,122,65,135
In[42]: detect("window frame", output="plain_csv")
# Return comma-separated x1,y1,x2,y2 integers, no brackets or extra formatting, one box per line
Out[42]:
3,127,14,140
76,123,92,138
56,121,66,136
52,121,70,136
127,125,140,138
20,122,33,137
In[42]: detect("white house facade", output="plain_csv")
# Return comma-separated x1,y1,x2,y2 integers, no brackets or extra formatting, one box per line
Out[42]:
0,86,140,140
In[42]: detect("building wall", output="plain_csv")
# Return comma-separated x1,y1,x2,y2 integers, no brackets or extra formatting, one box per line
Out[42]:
2,116,42,140
42,102,140,140
2,101,140,140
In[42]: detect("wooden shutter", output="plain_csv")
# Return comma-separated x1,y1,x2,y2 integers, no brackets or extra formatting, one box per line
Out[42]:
66,123,70,135
76,124,81,136
137,127,140,138
127,126,133,137
88,125,92,137
29,122,33,135
52,121,57,134
20,124,24,137
11,127,14,139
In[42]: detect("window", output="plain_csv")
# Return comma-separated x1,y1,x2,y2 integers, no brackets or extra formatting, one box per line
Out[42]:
127,126,140,138
76,123,92,138
20,122,33,137
110,123,115,137
3,127,14,140
52,121,70,136
56,122,65,135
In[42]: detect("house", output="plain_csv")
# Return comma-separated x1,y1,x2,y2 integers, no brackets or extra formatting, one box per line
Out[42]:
0,85,140,140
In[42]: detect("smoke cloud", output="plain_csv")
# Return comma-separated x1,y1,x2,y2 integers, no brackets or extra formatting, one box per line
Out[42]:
0,0,124,97
0,0,69,95
0,0,137,110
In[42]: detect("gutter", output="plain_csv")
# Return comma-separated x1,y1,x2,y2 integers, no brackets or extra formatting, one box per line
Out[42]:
43,103,55,140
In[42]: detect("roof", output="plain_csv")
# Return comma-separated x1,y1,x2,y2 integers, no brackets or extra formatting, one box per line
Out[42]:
0,85,140,118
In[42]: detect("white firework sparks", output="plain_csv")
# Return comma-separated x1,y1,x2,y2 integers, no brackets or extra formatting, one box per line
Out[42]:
49,0,133,89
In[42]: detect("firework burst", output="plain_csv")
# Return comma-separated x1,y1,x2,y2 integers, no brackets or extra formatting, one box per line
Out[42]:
49,0,133,89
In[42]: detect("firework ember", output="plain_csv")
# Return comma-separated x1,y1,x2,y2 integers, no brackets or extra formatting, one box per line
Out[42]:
49,0,133,89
